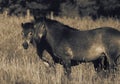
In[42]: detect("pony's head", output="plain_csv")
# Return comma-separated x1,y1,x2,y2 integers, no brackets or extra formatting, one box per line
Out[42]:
21,22,35,49
21,18,47,49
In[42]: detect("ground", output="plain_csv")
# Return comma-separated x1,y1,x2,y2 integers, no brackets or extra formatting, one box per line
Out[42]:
0,14,120,84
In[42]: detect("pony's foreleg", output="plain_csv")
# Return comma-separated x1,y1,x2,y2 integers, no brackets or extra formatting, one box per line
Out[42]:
115,55,120,71
62,57,71,79
42,50,56,68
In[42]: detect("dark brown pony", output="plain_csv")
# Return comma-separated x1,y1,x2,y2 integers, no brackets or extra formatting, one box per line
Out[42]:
21,17,120,78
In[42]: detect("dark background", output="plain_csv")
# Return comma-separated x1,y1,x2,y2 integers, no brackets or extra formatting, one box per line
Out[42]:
0,0,120,19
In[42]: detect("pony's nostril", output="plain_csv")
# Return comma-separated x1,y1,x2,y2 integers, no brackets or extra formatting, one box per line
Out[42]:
22,42,28,49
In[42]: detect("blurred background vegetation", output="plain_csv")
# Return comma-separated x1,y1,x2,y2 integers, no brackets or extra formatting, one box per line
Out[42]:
0,0,120,19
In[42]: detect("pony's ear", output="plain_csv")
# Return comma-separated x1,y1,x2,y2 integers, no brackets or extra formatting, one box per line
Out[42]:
34,16,37,21
21,23,24,28
34,16,46,22
34,16,41,21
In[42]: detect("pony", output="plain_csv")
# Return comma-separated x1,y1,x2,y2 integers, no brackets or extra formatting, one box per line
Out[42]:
21,17,120,78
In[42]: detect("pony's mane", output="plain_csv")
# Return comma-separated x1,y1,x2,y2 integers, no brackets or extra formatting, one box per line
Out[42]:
35,17,79,31
44,18,79,32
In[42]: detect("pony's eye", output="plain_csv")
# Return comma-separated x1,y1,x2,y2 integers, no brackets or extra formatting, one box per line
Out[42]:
21,32,24,36
28,32,33,36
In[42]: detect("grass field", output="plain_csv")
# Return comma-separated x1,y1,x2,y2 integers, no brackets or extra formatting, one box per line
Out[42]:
0,14,120,84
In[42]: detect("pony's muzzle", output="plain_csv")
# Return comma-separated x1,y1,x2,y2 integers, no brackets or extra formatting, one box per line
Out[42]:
22,41,29,49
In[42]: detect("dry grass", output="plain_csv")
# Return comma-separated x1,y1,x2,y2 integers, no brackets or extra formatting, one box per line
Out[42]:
0,14,120,84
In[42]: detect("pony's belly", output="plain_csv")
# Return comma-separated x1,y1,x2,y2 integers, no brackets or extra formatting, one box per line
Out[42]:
85,45,105,61
82,54,104,61
73,53,104,62
73,44,105,61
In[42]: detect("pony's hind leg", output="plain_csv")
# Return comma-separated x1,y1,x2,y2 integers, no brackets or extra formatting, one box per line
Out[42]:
93,56,105,72
105,54,116,73
93,53,107,72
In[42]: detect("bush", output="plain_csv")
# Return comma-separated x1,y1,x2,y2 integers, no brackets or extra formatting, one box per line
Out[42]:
0,0,120,18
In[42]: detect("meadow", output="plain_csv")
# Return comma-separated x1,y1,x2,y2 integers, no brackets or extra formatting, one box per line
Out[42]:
0,14,120,84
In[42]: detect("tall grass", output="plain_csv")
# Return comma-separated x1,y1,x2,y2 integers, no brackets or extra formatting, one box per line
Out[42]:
0,14,120,84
